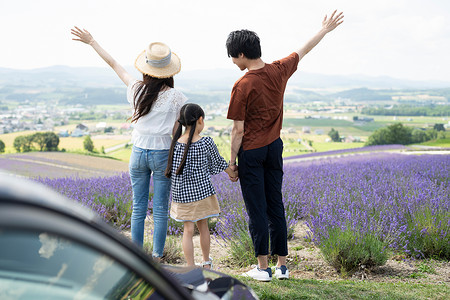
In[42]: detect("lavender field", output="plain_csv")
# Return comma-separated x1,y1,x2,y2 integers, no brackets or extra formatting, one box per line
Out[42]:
35,151,450,267
215,152,450,264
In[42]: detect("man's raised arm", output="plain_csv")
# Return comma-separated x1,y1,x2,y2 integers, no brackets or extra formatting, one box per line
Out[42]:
296,10,344,62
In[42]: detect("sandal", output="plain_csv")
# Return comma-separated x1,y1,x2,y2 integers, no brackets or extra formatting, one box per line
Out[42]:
202,257,213,269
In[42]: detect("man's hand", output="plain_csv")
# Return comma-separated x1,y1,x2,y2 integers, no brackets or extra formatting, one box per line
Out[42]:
322,10,344,33
228,165,239,182
296,10,344,61
71,26,95,45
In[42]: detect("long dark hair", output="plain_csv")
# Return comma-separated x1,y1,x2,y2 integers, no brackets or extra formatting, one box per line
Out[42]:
165,103,205,178
131,74,174,123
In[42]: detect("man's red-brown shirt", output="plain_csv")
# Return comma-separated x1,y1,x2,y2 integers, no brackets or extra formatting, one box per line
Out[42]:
227,52,299,150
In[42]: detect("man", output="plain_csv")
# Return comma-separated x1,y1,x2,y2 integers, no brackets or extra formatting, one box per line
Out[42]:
226,10,344,281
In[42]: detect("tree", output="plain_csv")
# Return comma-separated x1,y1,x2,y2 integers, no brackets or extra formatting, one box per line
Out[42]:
13,136,24,152
83,135,94,152
13,135,33,152
411,129,428,144
433,124,445,132
32,132,46,151
328,128,341,142
104,126,114,133
437,131,446,140
27,132,60,152
366,123,412,146
0,139,5,153
426,130,438,141
366,128,390,146
43,132,59,151
385,123,412,145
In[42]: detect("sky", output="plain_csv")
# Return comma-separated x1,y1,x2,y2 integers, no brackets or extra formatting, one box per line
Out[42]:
1,0,450,82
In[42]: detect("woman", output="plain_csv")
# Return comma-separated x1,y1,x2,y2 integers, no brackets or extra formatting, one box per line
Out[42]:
71,27,187,260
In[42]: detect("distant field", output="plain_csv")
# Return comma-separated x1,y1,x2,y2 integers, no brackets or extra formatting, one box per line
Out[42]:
105,135,327,163
1,112,447,158
370,115,449,125
0,152,129,178
312,141,366,152
0,131,130,153
417,138,450,148
108,148,132,162
204,116,233,128
58,135,130,152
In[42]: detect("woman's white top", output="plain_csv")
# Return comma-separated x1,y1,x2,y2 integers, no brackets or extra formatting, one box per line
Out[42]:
127,79,187,150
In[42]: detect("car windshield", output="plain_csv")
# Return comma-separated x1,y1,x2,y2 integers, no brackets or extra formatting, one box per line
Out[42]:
0,229,157,300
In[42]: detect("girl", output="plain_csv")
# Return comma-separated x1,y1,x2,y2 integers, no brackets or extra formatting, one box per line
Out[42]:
71,28,187,260
165,104,237,268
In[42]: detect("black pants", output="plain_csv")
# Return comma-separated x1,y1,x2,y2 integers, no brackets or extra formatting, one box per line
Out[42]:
238,138,288,257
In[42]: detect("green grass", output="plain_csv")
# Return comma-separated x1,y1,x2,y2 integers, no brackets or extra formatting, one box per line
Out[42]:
212,136,231,162
283,118,353,128
313,142,365,152
206,116,234,127
418,138,450,148
64,149,122,160
106,148,132,162
239,278,449,300
353,121,388,132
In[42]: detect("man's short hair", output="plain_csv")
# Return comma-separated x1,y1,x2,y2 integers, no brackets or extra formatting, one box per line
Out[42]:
226,29,261,59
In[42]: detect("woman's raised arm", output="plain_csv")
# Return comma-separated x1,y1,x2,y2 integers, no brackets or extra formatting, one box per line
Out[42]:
71,26,134,87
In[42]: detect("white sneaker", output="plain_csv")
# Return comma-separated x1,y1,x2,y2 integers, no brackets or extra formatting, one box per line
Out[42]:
242,266,272,282
274,265,289,279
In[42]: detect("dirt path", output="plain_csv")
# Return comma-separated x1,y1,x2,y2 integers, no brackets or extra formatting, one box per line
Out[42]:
124,219,450,285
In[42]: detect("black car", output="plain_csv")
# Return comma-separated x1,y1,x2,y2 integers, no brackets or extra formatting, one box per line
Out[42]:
0,174,258,300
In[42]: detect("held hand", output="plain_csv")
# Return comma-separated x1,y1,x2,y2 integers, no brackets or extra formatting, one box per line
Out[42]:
71,26,95,45
322,10,344,33
228,165,239,182
229,174,239,182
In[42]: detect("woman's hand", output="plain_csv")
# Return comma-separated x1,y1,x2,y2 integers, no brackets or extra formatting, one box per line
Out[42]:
71,26,95,45
322,10,344,33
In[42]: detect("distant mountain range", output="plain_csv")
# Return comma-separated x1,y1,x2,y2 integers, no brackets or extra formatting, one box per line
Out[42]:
1,65,450,91
1,66,449,105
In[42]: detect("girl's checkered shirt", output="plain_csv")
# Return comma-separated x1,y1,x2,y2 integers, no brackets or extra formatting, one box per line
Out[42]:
170,136,228,203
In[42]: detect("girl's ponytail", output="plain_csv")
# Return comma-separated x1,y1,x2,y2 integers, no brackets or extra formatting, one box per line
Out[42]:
176,122,196,175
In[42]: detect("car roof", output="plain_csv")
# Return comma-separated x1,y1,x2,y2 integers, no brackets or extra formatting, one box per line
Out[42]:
0,173,98,220
0,173,194,300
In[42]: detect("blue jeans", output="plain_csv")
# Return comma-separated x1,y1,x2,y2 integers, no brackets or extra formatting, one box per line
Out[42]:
129,146,171,257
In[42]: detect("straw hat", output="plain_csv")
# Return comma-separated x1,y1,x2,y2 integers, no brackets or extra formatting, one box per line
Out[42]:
134,42,181,78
